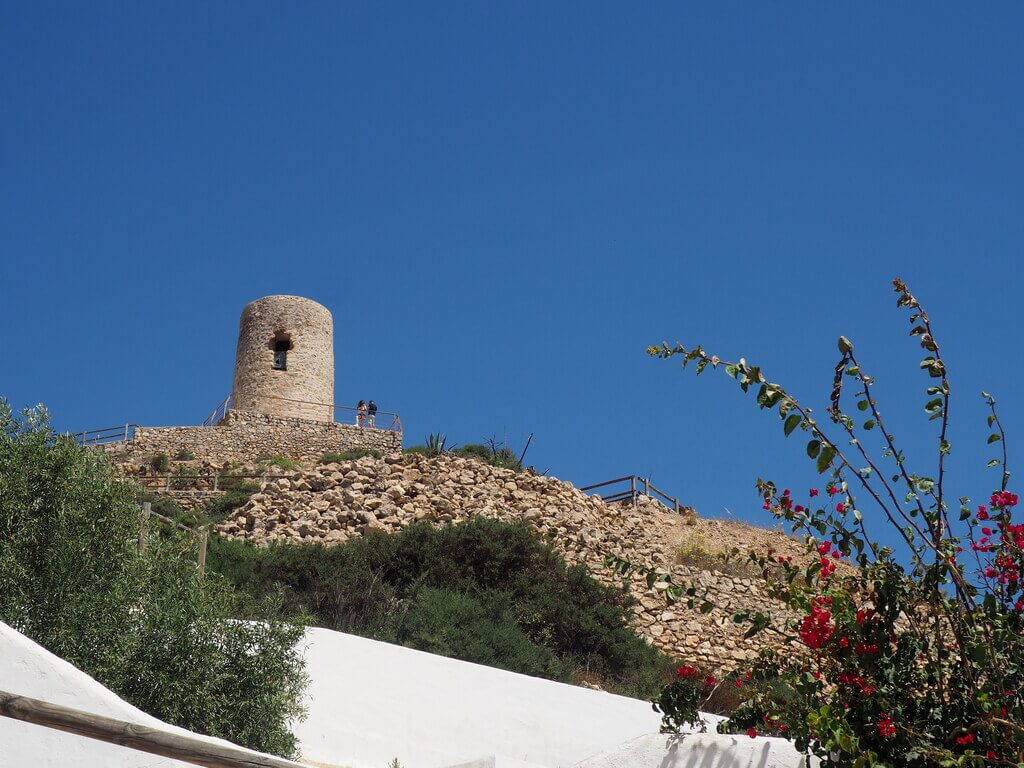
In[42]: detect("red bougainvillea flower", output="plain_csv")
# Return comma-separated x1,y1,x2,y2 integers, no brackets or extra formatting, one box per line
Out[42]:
977,506,989,520
955,732,975,746
991,491,1018,508
704,675,717,687
676,664,697,679
828,486,840,496
799,600,834,648
877,715,896,738
809,488,819,497
836,502,846,513
747,727,757,739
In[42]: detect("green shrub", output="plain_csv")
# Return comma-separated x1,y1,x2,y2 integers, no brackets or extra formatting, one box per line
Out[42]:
170,465,200,490
209,518,675,697
451,443,523,472
395,588,566,680
403,445,431,456
136,489,187,522
0,401,306,756
174,449,195,461
319,449,381,464
452,444,491,461
202,485,260,524
267,455,301,471
152,453,170,473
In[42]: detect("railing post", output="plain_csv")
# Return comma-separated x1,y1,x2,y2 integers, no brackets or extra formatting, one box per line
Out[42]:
643,477,649,497
197,528,209,577
138,502,151,554
212,474,219,492
630,476,637,508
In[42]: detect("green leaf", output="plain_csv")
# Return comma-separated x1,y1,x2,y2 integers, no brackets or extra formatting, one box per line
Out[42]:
837,336,853,353
807,439,821,459
863,420,876,431
783,414,801,436
856,400,869,411
816,445,836,474
725,364,738,379
987,414,996,427
987,459,1001,468
699,601,714,614
988,433,1002,444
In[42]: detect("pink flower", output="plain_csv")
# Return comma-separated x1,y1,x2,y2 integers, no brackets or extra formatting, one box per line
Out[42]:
836,503,846,513
809,488,819,497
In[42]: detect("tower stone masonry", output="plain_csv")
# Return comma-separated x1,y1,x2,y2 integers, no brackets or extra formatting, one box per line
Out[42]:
231,295,335,422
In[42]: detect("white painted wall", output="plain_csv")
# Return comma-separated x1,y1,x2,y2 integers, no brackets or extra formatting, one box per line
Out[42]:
0,620,276,768
0,621,813,768
294,628,813,768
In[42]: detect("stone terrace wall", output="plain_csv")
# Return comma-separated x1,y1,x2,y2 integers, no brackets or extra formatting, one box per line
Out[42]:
103,409,401,465
216,453,809,672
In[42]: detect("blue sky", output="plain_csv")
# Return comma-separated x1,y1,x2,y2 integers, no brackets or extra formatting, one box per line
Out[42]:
3,3,1022,542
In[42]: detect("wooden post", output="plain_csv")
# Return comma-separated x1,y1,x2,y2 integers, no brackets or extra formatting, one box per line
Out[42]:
197,528,209,577
212,474,219,492
0,690,309,768
643,477,650,498
630,476,637,508
138,502,151,554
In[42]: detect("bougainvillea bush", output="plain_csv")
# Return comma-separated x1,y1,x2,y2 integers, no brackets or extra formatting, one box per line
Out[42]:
643,280,1023,766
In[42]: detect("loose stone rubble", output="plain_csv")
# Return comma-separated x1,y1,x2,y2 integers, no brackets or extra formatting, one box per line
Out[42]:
211,452,811,671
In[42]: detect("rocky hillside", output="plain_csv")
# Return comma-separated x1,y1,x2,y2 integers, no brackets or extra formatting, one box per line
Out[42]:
212,453,811,671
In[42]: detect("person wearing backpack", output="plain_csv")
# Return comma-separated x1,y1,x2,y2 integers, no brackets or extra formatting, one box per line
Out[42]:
367,400,378,428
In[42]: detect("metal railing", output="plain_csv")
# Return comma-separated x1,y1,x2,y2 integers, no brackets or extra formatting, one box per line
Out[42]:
222,392,403,432
202,394,233,426
579,475,688,515
70,424,138,446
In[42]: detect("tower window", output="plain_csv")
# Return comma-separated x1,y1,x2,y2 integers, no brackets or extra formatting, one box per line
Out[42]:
271,333,293,371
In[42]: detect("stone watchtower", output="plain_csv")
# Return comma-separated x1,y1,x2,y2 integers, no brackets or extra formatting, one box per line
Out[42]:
231,295,335,422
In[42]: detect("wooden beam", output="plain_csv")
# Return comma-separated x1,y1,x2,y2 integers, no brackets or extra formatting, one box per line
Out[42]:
0,690,308,768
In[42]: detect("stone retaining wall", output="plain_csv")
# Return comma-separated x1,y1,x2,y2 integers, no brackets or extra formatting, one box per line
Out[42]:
103,409,402,464
215,453,810,672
